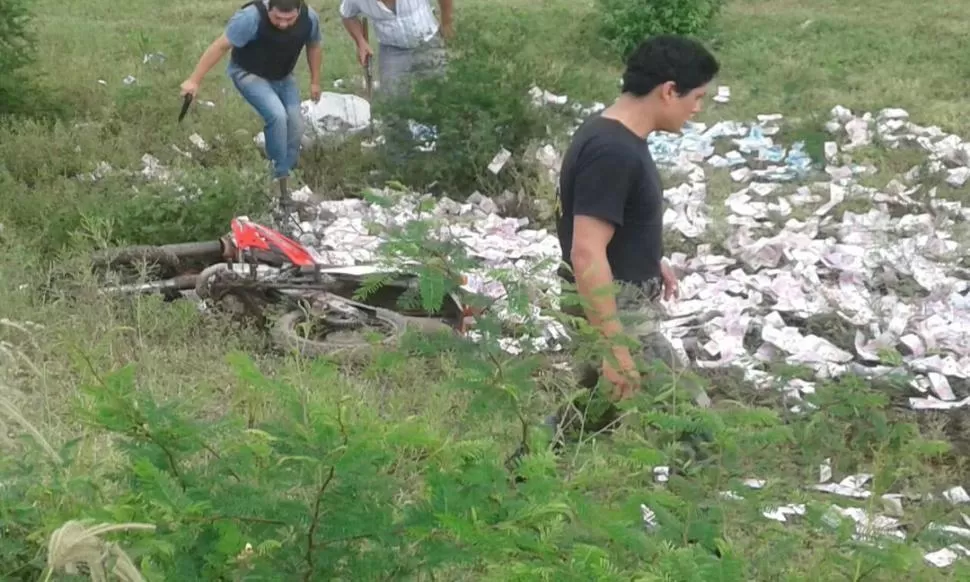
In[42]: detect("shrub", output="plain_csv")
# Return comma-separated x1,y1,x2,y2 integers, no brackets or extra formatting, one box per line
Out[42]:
0,354,748,580
373,6,567,198
95,167,270,247
0,0,38,115
0,220,750,579
597,0,725,59
0,206,959,580
0,165,270,258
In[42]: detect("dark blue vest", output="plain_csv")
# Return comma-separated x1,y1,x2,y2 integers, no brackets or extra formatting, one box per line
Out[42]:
230,1,312,81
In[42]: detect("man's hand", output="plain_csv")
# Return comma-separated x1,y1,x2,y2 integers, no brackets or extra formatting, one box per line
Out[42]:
440,21,455,41
306,43,322,101
356,42,373,67
181,34,232,100
438,0,454,42
603,346,640,400
660,260,679,301
571,214,639,400
180,78,200,98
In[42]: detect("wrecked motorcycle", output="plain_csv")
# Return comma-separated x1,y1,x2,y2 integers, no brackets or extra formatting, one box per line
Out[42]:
92,217,472,358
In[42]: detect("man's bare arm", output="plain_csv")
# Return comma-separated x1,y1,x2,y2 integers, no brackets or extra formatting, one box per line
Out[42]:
306,43,322,85
342,16,368,48
187,34,233,84
571,215,622,338
438,0,454,31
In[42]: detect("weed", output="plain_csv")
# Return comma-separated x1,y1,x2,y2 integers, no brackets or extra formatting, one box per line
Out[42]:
374,5,569,197
0,0,36,115
597,0,725,59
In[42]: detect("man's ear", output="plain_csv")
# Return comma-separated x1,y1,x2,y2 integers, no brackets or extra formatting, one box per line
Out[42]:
658,80,678,103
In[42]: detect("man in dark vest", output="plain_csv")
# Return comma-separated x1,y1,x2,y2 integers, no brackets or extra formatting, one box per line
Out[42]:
180,0,323,197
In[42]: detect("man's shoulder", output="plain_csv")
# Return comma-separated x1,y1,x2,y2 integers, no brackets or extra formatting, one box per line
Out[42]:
306,4,321,23
226,3,261,46
238,1,263,14
569,127,643,173
576,116,642,150
230,3,261,24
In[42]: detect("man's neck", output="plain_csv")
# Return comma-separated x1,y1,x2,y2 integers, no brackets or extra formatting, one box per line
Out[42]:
600,94,656,139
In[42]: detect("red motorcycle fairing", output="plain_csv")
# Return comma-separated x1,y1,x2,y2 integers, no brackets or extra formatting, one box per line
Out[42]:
228,217,318,268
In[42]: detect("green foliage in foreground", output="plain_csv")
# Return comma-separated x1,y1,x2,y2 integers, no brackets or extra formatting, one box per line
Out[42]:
2,345,964,580
0,354,736,580
0,213,967,581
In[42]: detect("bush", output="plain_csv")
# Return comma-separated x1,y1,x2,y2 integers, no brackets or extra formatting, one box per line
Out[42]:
0,165,270,258
597,0,725,59
0,223,752,579
1,206,959,580
0,354,747,580
0,0,37,115
373,6,568,198
95,167,271,247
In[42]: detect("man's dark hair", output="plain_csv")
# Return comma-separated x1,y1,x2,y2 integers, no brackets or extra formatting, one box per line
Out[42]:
621,35,720,97
268,0,303,11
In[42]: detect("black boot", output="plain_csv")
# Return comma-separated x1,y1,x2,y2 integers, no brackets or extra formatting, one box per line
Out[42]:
277,176,289,208
269,176,290,227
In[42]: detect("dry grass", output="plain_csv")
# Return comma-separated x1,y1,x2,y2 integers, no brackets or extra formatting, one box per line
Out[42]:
42,520,156,582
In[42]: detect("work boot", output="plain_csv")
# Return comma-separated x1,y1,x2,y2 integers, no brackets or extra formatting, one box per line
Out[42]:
276,175,289,206
267,176,289,223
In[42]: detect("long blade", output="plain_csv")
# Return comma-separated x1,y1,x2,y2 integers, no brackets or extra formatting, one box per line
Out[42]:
178,93,193,123
364,55,373,100
362,17,373,101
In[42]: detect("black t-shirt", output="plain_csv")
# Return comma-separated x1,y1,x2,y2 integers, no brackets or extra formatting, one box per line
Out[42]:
556,115,665,286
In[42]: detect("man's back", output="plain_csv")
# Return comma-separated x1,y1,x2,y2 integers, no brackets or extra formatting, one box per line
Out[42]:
557,115,665,286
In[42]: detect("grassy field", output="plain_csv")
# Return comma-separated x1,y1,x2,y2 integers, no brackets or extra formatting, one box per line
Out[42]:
3,0,970,579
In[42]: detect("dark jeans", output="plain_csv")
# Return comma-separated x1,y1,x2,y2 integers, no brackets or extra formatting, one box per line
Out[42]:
560,271,678,387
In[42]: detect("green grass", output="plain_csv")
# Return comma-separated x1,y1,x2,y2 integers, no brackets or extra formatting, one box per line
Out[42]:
3,0,970,579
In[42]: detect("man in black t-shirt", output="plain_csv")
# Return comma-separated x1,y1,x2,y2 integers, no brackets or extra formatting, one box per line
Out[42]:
557,35,719,407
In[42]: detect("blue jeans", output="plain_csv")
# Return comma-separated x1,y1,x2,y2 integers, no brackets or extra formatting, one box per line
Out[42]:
228,63,304,179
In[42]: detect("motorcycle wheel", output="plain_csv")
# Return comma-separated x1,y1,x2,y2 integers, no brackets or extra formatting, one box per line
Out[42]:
271,305,406,359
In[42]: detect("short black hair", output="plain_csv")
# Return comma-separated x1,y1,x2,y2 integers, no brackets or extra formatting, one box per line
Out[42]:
621,35,720,97
268,0,302,11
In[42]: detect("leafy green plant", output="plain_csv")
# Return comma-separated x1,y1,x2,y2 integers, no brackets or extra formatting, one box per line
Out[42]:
0,0,36,115
373,6,568,197
1,205,966,580
353,210,479,314
597,0,725,59
0,351,741,580
94,167,270,247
